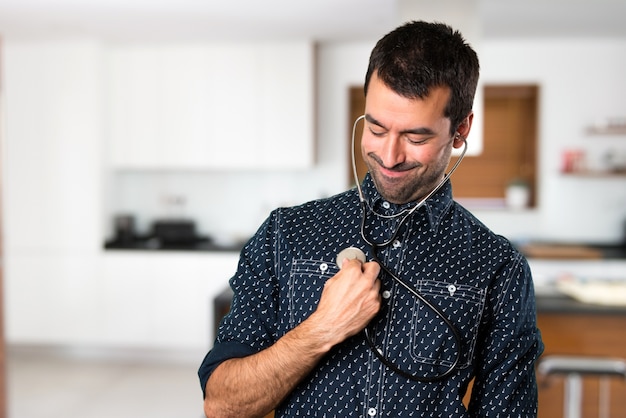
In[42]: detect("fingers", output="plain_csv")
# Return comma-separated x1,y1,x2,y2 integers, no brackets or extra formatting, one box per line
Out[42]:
335,258,381,296
341,257,380,275
362,260,381,277
340,257,364,271
314,257,381,342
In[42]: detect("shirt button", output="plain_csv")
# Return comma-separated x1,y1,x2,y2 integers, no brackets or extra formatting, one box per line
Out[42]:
382,201,390,209
392,239,402,249
319,263,328,272
382,290,391,299
367,407,377,417
448,284,457,296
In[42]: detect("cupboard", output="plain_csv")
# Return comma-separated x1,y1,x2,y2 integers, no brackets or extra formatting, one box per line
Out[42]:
107,41,315,170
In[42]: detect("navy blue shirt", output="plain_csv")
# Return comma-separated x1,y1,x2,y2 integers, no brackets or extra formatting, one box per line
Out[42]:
199,175,543,417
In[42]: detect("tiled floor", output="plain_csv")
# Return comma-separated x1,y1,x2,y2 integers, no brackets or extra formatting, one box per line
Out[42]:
6,345,206,418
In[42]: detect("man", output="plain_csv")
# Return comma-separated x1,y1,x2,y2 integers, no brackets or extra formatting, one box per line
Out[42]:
199,21,543,417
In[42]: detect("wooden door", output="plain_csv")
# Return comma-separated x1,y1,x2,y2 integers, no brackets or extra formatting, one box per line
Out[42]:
449,85,538,206
348,87,367,186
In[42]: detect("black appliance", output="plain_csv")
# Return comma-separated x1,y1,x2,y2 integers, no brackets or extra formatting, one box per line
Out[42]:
152,219,201,245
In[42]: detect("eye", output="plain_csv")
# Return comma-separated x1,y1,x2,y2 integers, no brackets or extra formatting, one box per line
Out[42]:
368,126,386,137
406,135,428,145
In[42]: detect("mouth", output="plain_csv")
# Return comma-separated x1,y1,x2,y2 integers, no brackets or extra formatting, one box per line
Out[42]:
369,154,420,180
377,168,410,183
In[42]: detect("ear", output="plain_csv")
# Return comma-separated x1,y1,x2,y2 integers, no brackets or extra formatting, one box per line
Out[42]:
453,113,474,149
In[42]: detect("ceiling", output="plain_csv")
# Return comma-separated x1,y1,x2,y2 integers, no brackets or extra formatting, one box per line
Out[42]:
0,0,624,42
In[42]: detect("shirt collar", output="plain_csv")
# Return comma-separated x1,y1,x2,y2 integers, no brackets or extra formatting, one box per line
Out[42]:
360,173,454,230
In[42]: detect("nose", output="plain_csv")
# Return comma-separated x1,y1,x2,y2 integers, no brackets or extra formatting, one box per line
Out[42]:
378,134,405,168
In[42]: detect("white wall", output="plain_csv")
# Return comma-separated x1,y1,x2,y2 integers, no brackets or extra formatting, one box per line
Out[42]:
109,38,626,245
475,38,626,244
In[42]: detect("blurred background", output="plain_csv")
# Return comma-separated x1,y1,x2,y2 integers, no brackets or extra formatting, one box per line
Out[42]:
1,0,626,417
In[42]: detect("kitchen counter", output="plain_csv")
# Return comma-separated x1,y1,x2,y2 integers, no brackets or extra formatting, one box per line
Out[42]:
536,295,626,418
519,242,626,260
105,239,626,258
104,237,245,253
536,293,626,315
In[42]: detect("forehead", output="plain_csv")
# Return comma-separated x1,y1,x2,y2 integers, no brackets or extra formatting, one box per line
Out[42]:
364,73,451,129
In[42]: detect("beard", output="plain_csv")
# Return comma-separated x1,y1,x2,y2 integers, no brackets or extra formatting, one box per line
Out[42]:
366,152,450,205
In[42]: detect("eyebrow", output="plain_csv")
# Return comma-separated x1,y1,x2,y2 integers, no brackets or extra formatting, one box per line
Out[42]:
364,113,436,136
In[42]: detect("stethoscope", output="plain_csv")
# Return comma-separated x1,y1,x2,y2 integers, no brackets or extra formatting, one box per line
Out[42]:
341,114,469,382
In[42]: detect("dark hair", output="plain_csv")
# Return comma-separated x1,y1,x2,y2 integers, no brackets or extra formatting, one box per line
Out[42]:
364,20,480,135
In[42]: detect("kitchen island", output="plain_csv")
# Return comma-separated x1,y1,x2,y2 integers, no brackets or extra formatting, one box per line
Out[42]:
536,293,626,417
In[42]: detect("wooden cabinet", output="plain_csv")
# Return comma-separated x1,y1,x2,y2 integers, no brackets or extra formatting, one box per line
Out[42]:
107,42,314,170
537,307,626,417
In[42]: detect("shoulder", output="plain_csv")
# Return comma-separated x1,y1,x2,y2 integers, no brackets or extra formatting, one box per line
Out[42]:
274,188,360,224
449,200,522,261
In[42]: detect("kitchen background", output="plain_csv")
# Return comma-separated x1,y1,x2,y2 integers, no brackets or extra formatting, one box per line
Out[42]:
1,1,626,416
2,0,626,349
2,0,626,352
104,37,626,246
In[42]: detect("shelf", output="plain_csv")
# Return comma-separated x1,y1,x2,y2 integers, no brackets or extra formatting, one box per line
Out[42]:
586,126,626,135
561,170,626,177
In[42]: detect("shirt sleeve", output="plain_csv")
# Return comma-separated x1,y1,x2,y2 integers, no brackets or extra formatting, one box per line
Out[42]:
198,211,281,398
468,252,544,417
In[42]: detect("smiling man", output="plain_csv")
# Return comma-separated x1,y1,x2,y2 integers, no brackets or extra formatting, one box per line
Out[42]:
199,21,543,417
362,78,467,205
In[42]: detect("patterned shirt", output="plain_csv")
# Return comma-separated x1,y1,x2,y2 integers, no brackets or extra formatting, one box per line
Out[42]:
199,175,544,417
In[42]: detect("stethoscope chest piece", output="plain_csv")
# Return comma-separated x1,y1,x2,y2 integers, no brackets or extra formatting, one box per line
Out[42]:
336,247,366,266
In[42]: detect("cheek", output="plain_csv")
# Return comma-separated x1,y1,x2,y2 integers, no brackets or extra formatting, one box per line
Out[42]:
406,146,437,165
423,141,452,161
406,145,452,172
360,134,376,157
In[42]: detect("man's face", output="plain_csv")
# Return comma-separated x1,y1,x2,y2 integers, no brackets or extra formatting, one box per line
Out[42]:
362,73,464,204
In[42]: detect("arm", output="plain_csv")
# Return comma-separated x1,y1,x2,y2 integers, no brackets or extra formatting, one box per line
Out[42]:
203,259,381,418
468,254,544,417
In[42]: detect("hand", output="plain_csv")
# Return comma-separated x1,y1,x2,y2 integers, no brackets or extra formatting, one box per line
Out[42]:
309,258,381,347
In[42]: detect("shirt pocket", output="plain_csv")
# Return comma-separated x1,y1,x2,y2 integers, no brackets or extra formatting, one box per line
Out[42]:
408,280,486,370
288,259,338,328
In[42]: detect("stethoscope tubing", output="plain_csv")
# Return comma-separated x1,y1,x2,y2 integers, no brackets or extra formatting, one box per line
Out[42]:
352,114,468,246
351,114,468,381
364,233,463,382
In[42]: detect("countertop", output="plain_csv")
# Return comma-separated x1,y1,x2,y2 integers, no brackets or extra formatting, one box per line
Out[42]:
104,237,245,253
518,242,626,260
105,239,626,259
536,293,626,315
